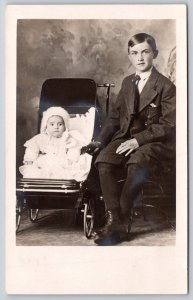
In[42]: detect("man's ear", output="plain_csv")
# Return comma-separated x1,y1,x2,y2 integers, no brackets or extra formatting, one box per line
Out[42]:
153,50,159,59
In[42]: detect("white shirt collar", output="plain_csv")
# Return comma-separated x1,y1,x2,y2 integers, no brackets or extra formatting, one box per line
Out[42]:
136,66,153,81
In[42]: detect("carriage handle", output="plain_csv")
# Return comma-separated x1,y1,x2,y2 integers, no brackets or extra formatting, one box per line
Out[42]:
97,83,115,114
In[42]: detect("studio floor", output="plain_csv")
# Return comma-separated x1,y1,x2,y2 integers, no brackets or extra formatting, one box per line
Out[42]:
16,208,176,246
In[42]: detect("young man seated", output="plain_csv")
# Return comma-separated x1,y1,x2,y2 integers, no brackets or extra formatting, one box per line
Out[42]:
83,32,176,246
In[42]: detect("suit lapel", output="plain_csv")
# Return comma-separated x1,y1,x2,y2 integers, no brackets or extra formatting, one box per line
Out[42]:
138,67,160,112
123,68,160,116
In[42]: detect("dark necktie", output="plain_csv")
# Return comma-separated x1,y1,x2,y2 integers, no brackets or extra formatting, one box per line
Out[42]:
132,75,141,115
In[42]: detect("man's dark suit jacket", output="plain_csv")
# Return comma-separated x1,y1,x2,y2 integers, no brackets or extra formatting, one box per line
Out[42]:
96,67,176,169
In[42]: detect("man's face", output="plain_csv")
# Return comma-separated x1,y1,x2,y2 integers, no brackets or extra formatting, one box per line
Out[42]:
128,41,155,73
46,115,65,138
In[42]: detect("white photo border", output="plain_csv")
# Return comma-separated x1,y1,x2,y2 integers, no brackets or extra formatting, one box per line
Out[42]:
5,4,187,295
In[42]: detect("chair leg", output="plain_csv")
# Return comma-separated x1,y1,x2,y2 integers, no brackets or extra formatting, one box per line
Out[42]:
157,206,176,231
141,189,149,222
157,182,176,231
141,180,176,231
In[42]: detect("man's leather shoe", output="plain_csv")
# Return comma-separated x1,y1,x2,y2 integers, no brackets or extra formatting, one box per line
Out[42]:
120,209,133,234
94,225,129,246
95,209,120,235
94,210,129,246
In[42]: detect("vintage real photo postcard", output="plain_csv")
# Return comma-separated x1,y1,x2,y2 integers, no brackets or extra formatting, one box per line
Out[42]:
6,4,187,294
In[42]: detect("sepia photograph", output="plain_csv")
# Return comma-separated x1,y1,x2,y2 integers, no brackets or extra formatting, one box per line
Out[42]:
6,4,187,294
16,18,176,247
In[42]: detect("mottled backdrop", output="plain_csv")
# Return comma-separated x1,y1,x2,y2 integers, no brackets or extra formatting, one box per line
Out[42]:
17,19,176,167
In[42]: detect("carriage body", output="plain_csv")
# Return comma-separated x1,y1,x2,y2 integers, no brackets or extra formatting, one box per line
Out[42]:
16,78,105,238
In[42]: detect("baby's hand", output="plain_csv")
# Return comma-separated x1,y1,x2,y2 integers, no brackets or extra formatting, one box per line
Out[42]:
81,141,102,155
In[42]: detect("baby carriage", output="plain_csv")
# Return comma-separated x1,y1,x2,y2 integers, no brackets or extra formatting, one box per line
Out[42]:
16,78,114,238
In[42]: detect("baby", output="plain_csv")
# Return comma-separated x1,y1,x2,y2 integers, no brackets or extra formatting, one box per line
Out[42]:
19,106,92,181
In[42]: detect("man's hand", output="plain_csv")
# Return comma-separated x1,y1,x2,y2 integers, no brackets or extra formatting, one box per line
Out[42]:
116,138,139,156
81,141,102,155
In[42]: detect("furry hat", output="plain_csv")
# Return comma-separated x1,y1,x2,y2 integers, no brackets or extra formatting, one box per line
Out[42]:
40,106,70,133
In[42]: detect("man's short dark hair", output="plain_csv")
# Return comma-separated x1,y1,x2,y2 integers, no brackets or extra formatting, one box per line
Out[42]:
128,33,157,53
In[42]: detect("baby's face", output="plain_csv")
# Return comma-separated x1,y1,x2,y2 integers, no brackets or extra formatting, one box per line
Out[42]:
46,115,66,138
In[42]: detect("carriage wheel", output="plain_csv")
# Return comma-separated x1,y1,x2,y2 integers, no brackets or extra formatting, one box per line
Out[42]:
28,209,39,222
16,198,22,233
83,199,94,239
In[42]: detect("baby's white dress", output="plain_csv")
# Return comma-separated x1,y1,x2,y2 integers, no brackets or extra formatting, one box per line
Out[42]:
19,130,92,181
